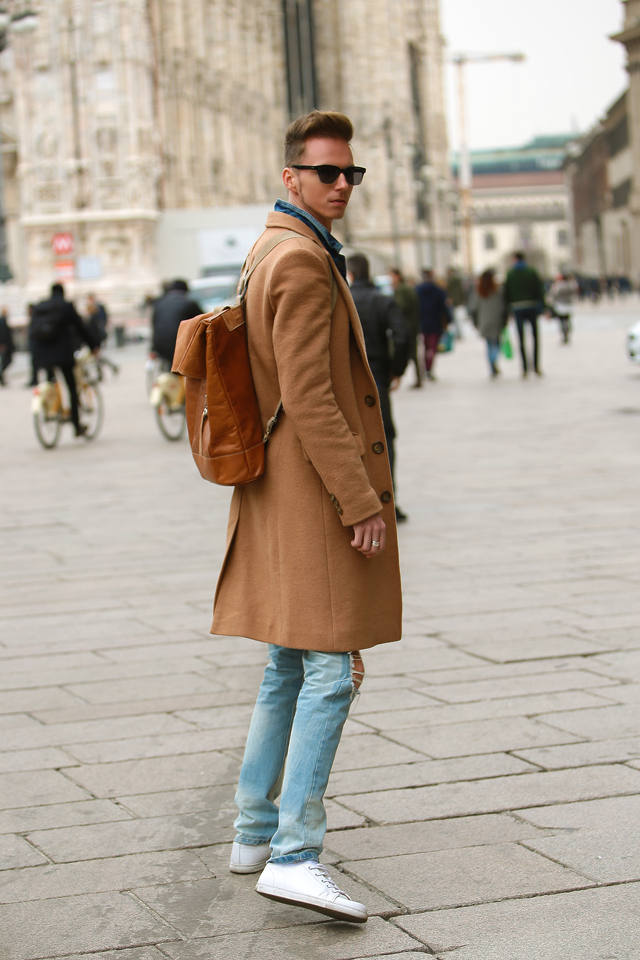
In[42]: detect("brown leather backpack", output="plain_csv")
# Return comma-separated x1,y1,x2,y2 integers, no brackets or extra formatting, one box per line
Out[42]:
172,231,336,486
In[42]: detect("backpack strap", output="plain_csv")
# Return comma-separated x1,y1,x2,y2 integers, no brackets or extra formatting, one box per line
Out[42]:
238,230,300,301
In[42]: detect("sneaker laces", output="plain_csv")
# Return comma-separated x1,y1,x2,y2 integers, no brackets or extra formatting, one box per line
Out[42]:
307,863,353,900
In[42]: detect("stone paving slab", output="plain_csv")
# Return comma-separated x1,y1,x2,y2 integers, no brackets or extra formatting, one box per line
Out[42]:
378,715,583,755
347,689,612,733
0,834,49,870
0,770,89,809
0,849,212,904
514,793,640,829
394,884,640,960
327,752,536,797
538,702,640,739
324,814,544,861
26,810,236,862
513,735,640,769
522,828,640,883
159,916,420,960
409,668,618,703
61,750,240,797
343,842,593,911
0,713,193,751
0,799,133,835
30,689,255,724
0,891,177,960
336,764,640,823
60,726,251,763
59,951,166,960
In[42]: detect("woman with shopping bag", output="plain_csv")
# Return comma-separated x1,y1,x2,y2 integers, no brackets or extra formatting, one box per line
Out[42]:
468,268,508,378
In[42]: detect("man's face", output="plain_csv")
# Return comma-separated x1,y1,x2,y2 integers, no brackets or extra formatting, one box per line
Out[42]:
390,271,400,290
283,137,355,230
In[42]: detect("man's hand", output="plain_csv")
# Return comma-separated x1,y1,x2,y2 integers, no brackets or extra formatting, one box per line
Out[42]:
389,376,400,392
351,512,386,558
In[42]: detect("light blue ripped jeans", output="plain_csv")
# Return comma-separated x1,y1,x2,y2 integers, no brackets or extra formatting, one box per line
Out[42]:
234,645,356,864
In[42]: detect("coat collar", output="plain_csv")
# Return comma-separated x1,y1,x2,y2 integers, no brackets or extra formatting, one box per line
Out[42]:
263,211,371,373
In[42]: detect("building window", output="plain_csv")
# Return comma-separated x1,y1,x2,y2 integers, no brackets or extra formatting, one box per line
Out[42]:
612,178,632,210
557,229,568,247
484,232,496,250
283,0,317,120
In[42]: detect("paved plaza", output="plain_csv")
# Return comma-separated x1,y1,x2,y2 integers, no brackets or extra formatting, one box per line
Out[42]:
2,303,640,959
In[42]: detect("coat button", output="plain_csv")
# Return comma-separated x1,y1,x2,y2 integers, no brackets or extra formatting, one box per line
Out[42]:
372,441,384,454
381,490,392,503
365,395,376,407
329,494,336,502
337,506,343,515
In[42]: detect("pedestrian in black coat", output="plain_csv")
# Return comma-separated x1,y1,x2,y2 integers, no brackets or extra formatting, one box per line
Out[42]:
31,283,98,435
151,280,202,366
0,308,14,386
347,253,410,522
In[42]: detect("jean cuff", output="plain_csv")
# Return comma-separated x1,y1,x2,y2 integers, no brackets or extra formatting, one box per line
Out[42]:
234,835,273,847
269,850,320,865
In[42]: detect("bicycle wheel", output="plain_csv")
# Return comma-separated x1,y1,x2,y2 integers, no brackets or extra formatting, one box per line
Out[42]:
79,382,104,439
33,407,61,449
155,401,186,441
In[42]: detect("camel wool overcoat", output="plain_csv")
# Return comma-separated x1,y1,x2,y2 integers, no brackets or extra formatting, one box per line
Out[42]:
211,211,403,652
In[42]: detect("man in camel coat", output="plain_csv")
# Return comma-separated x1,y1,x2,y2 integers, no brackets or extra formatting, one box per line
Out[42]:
215,110,402,923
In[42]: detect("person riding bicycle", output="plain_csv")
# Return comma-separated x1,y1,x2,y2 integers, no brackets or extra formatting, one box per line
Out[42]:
85,294,119,376
31,283,99,437
150,279,202,367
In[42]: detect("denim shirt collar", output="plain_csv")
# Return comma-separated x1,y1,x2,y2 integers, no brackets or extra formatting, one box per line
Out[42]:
274,199,347,280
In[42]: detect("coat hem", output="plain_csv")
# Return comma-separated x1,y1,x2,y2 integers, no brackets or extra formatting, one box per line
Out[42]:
210,619,402,652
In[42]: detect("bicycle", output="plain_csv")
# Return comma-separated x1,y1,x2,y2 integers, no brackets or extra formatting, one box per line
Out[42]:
149,369,186,441
32,349,104,449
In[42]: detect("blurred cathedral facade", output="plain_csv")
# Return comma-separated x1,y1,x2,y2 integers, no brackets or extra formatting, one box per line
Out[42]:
0,0,453,315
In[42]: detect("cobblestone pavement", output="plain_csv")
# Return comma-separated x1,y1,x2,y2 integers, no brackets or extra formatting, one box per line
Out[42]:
2,303,640,959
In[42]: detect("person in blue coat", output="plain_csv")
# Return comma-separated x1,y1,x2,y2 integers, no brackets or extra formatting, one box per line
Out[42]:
415,269,448,380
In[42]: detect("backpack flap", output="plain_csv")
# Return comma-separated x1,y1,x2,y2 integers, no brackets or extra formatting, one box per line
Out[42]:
172,313,208,379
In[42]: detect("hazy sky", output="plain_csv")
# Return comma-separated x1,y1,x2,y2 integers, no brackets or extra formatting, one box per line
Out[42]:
440,0,628,153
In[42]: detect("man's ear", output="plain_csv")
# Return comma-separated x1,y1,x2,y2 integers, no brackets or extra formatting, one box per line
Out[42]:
282,167,295,191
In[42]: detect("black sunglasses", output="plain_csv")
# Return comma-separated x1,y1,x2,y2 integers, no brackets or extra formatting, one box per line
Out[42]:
290,164,366,186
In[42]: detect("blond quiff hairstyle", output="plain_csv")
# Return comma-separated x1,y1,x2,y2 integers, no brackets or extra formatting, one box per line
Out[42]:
284,110,354,166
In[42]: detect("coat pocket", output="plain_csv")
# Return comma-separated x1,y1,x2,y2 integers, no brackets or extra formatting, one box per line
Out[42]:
352,433,365,457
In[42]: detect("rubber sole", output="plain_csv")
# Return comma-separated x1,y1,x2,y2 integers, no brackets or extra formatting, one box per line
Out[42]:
229,860,270,875
256,886,368,923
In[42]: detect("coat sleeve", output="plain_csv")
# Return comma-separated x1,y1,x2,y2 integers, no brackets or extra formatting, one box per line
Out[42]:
267,246,382,527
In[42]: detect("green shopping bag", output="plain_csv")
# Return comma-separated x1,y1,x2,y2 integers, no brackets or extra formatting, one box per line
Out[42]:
500,327,513,359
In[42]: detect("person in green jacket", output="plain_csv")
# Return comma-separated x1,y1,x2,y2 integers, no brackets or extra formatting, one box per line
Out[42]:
504,252,546,377
390,268,421,387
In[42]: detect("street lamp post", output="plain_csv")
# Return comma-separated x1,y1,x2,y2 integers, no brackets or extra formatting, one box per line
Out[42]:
0,3,38,284
450,52,525,277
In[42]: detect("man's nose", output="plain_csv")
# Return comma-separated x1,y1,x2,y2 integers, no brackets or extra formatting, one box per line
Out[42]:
335,172,349,189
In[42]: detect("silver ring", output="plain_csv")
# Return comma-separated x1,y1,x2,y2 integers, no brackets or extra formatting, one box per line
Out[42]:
372,540,380,547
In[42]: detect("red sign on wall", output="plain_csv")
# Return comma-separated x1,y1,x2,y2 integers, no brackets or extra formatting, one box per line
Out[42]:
52,233,74,256
54,260,75,281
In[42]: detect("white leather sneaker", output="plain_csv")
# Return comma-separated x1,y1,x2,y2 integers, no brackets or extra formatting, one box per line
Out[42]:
255,860,368,923
229,841,272,874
